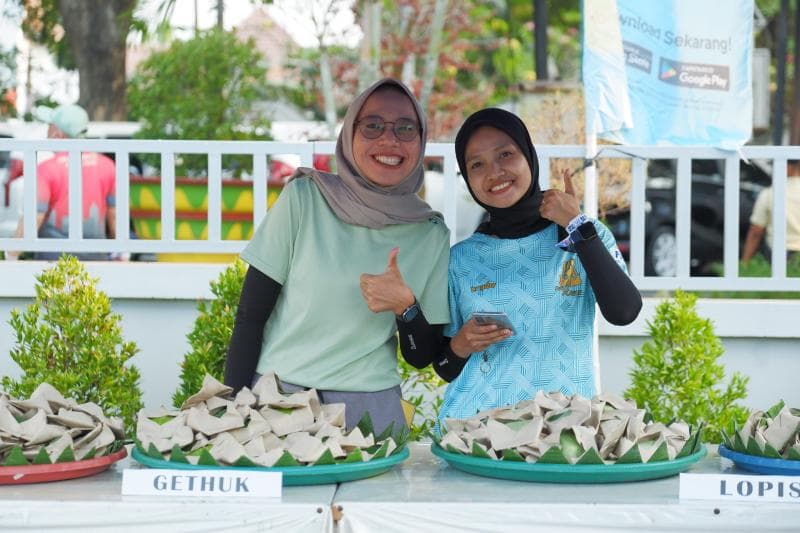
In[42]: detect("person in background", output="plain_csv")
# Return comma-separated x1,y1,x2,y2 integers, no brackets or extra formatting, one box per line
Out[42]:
9,103,116,261
223,78,450,435
395,108,642,425
741,161,800,264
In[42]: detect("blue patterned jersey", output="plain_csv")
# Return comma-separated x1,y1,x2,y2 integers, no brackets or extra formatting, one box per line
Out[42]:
439,221,626,423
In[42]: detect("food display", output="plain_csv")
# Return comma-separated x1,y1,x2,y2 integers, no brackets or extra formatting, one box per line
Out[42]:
0,382,125,466
722,400,800,461
135,374,407,468
436,391,702,464
719,400,800,475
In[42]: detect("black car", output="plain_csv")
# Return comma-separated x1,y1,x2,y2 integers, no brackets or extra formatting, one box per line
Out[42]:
604,159,771,276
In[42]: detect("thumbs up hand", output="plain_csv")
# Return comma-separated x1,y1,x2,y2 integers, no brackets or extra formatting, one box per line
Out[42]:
540,168,581,228
360,247,416,315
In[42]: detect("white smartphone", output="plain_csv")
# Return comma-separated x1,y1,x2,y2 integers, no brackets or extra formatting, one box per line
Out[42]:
470,311,515,334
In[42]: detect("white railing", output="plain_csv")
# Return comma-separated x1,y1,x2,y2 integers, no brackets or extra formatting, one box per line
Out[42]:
1,139,799,295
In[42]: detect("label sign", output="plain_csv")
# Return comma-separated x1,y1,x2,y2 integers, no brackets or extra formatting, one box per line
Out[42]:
680,473,800,503
122,468,282,499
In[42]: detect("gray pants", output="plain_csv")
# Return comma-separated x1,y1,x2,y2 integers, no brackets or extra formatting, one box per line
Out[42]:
252,373,407,437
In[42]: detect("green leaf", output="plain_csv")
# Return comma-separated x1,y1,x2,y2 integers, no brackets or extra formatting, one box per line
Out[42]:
273,450,300,467
537,446,569,464
499,448,524,461
234,455,259,467
313,449,336,466
32,447,52,465
470,441,491,459
545,409,573,423
341,448,364,463
763,442,782,459
445,444,465,455
3,446,28,466
151,415,175,425
376,422,395,443
356,411,375,439
169,445,190,463
616,445,643,464
733,431,747,454
746,436,764,457
197,448,218,466
766,400,785,419
645,441,670,463
81,447,98,460
146,443,162,459
369,441,391,460
559,429,584,460
56,446,76,463
394,425,411,448
787,447,800,460
576,447,604,465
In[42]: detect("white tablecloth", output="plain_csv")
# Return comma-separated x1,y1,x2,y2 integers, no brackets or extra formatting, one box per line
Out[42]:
0,453,336,533
333,443,800,533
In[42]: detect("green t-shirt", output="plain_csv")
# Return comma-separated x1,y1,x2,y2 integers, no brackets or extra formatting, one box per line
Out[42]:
241,177,450,392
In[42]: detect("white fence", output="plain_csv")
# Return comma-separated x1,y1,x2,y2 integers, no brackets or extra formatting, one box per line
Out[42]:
1,139,799,298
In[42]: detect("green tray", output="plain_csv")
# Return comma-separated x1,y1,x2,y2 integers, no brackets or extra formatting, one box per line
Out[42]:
431,443,707,484
131,446,409,486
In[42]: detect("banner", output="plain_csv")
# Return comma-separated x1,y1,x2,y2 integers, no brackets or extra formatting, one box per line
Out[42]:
583,0,754,148
582,0,633,137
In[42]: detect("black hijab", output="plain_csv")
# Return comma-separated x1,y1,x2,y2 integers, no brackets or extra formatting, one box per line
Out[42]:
455,108,552,239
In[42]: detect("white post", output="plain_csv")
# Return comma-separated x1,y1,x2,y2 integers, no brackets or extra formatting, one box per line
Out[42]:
584,133,602,395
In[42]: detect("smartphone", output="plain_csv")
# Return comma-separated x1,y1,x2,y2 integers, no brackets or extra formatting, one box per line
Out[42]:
470,311,515,334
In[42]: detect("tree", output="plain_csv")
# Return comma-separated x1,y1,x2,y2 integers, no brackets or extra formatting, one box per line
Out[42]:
20,0,136,120
127,30,271,176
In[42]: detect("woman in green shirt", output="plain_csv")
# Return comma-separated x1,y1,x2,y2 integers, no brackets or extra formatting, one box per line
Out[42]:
224,78,450,434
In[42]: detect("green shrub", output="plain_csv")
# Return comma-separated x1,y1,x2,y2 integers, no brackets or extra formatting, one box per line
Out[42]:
625,290,749,443
172,260,246,407
2,255,142,434
702,254,800,299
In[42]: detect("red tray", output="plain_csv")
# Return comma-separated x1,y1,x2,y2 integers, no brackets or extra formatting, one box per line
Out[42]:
0,447,127,485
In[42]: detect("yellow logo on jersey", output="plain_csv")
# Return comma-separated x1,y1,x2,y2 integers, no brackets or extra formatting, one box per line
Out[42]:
471,281,496,293
556,259,583,296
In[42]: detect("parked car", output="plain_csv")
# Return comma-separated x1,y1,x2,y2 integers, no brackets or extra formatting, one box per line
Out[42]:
604,159,771,276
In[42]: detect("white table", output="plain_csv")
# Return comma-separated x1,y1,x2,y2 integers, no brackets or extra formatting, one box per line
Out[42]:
0,452,336,533
333,443,800,533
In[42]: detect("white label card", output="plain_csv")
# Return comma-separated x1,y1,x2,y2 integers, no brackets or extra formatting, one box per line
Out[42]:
122,468,282,499
680,473,800,504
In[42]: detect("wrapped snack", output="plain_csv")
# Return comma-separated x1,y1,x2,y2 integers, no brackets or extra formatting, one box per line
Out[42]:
135,373,408,467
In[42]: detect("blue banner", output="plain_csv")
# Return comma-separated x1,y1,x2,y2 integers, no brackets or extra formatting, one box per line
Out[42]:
584,0,754,148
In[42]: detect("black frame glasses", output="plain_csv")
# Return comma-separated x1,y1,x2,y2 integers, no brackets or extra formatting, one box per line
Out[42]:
355,116,420,142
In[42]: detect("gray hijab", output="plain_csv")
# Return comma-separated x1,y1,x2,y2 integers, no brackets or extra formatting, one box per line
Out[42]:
288,78,440,228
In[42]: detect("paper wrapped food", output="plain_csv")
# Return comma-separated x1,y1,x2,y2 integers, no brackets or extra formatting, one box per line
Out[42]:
722,400,800,461
0,383,125,466
135,374,408,467
435,391,703,464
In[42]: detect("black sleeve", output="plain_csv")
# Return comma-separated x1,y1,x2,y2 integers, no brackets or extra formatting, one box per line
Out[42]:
224,266,282,392
574,222,642,326
397,310,468,383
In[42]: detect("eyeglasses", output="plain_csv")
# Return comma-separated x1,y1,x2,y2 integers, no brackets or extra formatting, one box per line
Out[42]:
355,116,420,142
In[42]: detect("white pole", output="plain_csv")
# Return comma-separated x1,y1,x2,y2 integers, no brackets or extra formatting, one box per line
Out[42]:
584,132,602,395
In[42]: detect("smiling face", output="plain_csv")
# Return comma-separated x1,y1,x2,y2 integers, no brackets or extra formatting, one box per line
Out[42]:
352,87,422,187
463,126,533,209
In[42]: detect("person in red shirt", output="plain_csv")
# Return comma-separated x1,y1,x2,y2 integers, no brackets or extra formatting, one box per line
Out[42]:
12,104,116,260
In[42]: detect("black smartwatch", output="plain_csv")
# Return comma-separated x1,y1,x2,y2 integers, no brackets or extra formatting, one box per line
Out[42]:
569,221,598,244
397,299,420,323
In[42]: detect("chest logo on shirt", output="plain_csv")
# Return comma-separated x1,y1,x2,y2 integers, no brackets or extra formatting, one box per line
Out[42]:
471,281,496,293
556,259,583,296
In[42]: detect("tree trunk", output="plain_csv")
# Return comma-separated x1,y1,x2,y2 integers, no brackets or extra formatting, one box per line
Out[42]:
419,0,447,111
57,0,134,120
790,0,800,145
